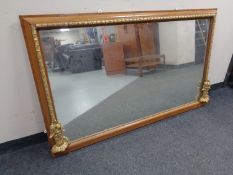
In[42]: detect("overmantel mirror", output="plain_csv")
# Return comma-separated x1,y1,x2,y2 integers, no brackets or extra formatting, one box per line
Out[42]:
20,8,217,157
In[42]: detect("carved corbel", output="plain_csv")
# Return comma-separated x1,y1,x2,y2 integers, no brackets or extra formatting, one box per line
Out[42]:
49,121,69,154
199,80,211,103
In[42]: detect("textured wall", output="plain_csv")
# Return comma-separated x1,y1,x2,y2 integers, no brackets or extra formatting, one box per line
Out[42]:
0,0,232,143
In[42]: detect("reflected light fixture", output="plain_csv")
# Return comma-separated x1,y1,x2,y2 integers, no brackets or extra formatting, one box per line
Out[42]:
60,28,70,32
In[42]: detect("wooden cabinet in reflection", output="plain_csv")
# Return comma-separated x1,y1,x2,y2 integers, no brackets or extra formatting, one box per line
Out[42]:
117,23,158,57
102,23,161,76
117,23,161,76
102,42,125,75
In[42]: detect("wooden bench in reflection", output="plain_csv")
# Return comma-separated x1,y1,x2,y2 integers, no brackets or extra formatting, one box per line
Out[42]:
125,54,166,77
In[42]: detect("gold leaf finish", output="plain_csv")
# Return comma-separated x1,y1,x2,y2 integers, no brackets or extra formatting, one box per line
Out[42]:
49,122,69,154
35,13,216,28
199,80,211,103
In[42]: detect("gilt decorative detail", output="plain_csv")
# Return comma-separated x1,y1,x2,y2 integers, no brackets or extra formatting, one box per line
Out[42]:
49,122,69,154
35,13,216,28
31,26,69,154
199,80,211,103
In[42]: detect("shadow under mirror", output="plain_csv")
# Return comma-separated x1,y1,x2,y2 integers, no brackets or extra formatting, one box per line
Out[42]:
39,19,209,141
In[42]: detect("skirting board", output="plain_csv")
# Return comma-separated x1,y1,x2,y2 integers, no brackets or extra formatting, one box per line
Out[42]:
0,82,224,154
0,132,47,155
210,82,224,91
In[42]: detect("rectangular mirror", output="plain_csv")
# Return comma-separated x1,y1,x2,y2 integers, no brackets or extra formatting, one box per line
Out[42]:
20,9,216,157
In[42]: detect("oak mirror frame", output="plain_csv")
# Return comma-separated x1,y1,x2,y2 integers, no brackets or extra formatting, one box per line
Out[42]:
20,8,217,157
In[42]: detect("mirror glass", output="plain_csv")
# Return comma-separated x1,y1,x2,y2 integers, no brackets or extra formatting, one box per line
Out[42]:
39,19,209,140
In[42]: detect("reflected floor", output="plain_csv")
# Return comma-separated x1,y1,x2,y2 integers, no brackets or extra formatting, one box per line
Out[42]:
49,70,138,125
63,64,203,140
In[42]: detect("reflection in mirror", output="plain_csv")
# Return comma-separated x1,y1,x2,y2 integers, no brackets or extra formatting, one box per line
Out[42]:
39,19,209,140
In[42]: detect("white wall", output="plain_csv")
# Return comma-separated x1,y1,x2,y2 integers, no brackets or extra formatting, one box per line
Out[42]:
159,21,195,65
177,21,195,65
159,22,178,65
1,0,233,143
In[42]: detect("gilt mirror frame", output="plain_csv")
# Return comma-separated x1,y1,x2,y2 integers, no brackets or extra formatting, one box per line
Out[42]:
20,8,217,157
